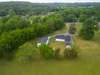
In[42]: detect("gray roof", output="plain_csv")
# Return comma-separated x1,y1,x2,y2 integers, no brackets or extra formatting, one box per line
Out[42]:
65,34,72,45
55,35,65,39
55,34,72,45
38,36,48,43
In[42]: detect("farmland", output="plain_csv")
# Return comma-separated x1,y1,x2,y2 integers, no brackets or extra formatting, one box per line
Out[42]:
0,25,100,75
0,2,100,75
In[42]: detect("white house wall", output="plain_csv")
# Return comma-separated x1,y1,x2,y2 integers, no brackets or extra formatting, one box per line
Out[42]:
46,40,49,44
56,39,65,42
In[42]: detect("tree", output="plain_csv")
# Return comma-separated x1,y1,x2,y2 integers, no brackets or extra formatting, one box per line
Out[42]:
64,48,78,59
8,9,16,17
64,14,77,22
64,45,78,59
79,18,96,40
0,16,31,35
39,44,54,59
0,14,65,60
44,13,65,31
79,15,88,22
68,23,76,34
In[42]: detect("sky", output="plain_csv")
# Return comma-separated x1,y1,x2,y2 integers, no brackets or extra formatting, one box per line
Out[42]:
0,0,100,3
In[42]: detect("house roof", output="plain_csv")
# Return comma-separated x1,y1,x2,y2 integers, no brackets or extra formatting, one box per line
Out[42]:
38,36,48,43
55,35,65,39
65,34,72,45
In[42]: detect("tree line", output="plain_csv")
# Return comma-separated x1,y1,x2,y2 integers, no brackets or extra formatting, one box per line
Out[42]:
0,2,100,16
0,2,100,60
0,13,65,60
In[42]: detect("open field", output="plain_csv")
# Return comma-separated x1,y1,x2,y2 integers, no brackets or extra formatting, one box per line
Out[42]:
0,55,100,75
0,23,100,75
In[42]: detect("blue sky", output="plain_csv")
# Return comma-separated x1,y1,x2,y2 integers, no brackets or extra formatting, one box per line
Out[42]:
0,0,100,3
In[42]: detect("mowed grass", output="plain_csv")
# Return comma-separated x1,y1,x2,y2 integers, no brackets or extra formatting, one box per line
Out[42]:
0,24,100,75
0,57,100,75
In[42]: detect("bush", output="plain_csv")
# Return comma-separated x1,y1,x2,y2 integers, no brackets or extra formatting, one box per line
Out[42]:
68,24,76,34
54,48,61,59
15,46,39,62
64,47,78,59
39,44,54,59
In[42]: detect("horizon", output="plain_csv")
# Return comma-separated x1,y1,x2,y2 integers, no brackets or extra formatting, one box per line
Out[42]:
0,0,100,3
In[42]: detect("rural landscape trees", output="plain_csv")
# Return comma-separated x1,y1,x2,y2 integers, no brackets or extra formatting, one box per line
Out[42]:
0,12,65,59
0,2,100,75
0,2,100,60
80,18,96,40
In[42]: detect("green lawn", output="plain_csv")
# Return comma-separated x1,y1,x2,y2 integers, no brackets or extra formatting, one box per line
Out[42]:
0,23,100,75
0,57,100,75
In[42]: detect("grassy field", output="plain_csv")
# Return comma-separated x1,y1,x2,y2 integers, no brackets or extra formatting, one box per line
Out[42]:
0,23,100,75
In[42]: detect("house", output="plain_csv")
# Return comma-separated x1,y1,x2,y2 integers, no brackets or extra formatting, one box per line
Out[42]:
55,35,65,42
55,34,72,43
55,34,72,48
37,36,50,47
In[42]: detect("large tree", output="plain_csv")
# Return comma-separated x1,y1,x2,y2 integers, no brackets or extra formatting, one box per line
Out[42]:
79,18,96,40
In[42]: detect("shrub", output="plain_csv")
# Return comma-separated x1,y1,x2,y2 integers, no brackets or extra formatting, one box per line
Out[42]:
16,46,39,62
54,48,61,59
39,44,54,59
68,24,76,34
64,47,78,59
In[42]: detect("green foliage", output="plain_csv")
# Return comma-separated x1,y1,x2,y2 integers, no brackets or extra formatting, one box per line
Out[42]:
79,15,88,22
39,44,54,59
0,2,100,60
0,13,65,60
16,44,38,62
64,14,77,22
60,9,78,22
30,13,65,33
0,28,35,59
54,48,61,59
8,9,16,17
79,18,96,40
0,16,31,35
64,47,78,59
44,13,65,31
0,2,59,16
68,24,76,34
30,16,44,24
